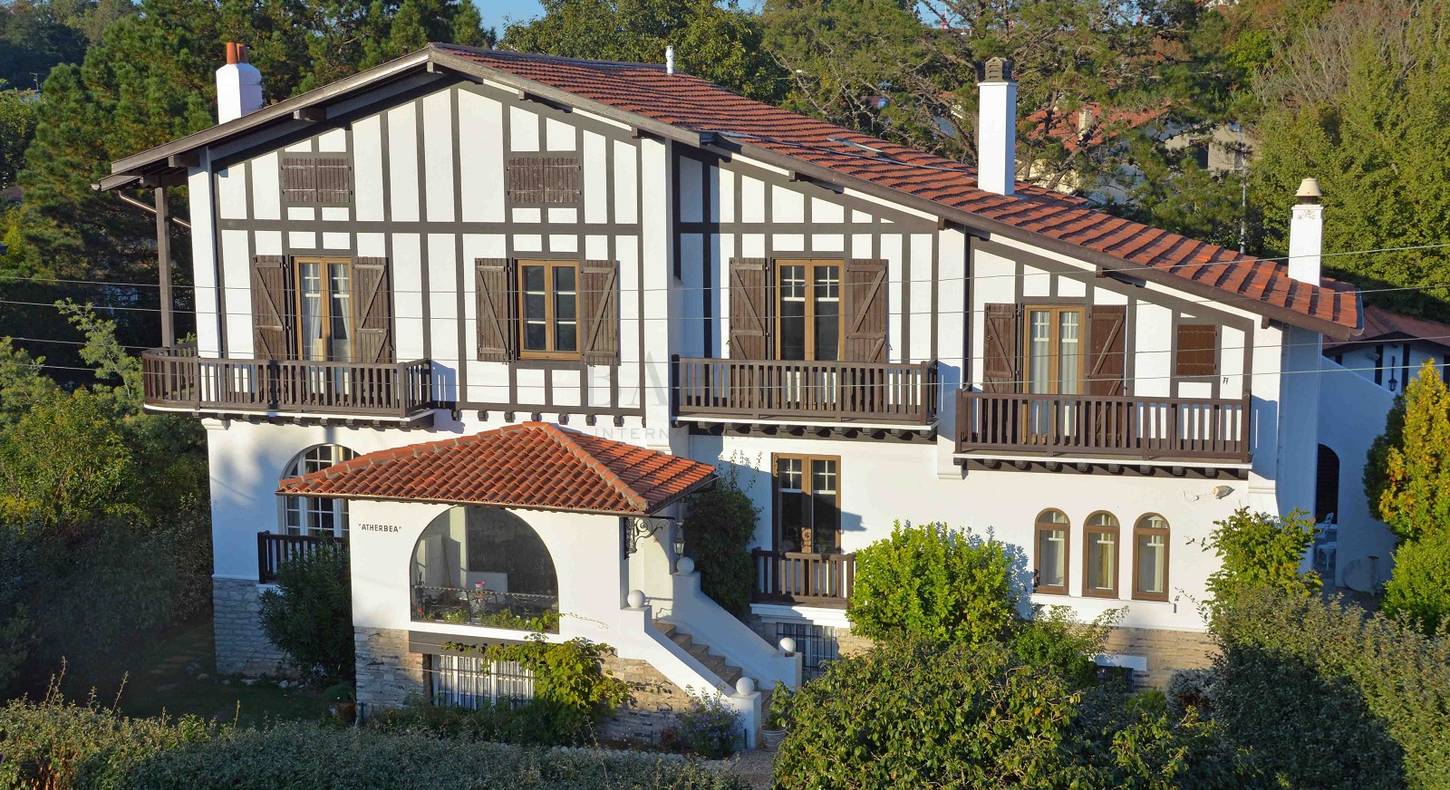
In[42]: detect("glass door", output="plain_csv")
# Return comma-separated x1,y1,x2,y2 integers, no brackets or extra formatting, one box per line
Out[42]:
296,258,354,400
1023,306,1083,440
777,261,842,409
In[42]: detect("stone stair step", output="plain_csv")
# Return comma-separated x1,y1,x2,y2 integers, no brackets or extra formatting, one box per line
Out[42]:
654,620,747,690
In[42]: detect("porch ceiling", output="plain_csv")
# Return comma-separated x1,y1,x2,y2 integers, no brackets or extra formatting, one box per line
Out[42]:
276,422,716,516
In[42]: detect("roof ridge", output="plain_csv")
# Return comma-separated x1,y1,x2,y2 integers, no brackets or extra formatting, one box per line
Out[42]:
524,422,649,513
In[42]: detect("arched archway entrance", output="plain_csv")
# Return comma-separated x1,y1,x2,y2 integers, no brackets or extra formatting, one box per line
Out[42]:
410,506,561,632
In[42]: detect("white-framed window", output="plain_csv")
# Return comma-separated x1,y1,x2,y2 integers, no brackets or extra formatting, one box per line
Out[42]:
428,653,535,709
281,444,356,538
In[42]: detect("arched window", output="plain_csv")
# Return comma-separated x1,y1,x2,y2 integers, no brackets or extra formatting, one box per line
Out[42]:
1133,514,1170,601
1083,511,1120,598
1315,445,1341,524
411,506,560,633
282,444,356,538
1034,509,1069,595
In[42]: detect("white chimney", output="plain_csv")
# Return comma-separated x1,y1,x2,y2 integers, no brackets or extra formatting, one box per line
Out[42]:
1287,177,1323,285
665,45,675,75
977,57,1017,196
216,42,263,124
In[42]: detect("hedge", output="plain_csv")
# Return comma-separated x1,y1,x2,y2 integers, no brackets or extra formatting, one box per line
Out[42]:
0,695,744,790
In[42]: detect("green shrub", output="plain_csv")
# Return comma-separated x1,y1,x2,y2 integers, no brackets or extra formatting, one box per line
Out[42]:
439,637,630,743
662,691,740,759
1383,537,1450,634
367,699,603,747
1211,587,1450,788
259,546,353,684
772,636,1226,789
847,521,1018,645
1198,508,1319,621
681,463,758,617
1010,605,1119,688
0,694,745,789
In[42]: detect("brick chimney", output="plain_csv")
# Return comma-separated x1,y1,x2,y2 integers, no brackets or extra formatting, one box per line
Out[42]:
216,42,263,123
1287,177,1323,285
977,57,1017,196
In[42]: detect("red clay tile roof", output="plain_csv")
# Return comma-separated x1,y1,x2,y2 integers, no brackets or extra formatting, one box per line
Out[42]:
276,422,717,516
439,44,1360,338
1323,305,1450,352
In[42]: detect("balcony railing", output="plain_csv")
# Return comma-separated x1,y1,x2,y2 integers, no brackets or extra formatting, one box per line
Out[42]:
411,585,561,633
257,531,346,583
955,391,1251,463
142,347,434,419
674,357,937,427
752,549,855,608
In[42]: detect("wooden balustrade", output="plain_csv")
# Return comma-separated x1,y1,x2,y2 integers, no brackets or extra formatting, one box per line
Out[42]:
955,391,1251,463
257,531,346,583
141,347,433,419
674,357,937,426
752,549,855,608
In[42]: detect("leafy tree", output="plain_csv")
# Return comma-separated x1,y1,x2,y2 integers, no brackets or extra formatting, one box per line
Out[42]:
1364,360,1450,542
680,464,758,617
1383,538,1450,635
847,521,1020,646
0,0,92,88
260,546,355,683
0,88,38,190
503,0,782,101
1198,508,1320,620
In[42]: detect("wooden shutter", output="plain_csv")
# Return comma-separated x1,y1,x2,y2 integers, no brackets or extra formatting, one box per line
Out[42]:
475,258,515,362
578,259,619,365
728,258,770,359
315,157,351,204
843,259,888,362
1175,324,1218,377
506,156,581,205
281,154,351,205
352,257,394,363
251,255,293,360
1086,305,1126,396
982,303,1020,393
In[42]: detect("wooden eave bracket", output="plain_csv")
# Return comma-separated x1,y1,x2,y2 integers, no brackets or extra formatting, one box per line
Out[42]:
293,106,327,122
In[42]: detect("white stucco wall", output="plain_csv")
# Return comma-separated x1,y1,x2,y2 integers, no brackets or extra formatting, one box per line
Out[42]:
1317,359,1399,589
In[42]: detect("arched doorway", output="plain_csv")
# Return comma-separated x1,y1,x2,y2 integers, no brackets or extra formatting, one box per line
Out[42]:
410,506,560,633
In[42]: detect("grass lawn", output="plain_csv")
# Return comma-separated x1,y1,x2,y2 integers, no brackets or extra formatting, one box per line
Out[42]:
103,619,333,728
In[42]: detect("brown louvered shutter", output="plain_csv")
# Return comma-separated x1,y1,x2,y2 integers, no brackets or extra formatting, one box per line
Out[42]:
843,259,888,362
982,303,1020,392
475,258,515,361
251,255,293,360
578,259,619,365
1175,324,1218,377
1086,305,1126,396
280,158,316,204
315,157,351,204
506,156,581,205
281,154,351,205
352,257,394,363
728,258,770,359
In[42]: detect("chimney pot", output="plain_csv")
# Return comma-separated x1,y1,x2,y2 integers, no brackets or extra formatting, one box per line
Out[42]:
1288,177,1323,285
216,41,264,123
1295,176,1322,203
976,58,1017,196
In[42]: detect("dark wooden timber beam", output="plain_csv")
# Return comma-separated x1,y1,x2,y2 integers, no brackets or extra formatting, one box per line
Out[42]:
154,186,175,347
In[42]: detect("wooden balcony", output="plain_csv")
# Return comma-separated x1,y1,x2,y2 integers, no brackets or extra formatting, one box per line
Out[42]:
955,390,1251,465
673,356,937,431
257,531,346,583
751,549,855,608
141,347,434,421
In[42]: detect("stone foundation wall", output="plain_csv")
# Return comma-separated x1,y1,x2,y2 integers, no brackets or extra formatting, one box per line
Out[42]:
1101,626,1217,688
213,577,289,676
355,628,427,709
599,655,697,744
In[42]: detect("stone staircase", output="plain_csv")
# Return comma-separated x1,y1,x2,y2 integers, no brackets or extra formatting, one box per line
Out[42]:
655,621,745,691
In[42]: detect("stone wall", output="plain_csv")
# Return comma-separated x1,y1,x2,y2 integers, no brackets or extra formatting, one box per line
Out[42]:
1101,626,1217,688
213,577,289,676
355,628,427,709
599,655,697,745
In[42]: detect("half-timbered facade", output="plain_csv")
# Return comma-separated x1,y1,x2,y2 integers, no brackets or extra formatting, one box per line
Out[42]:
106,43,1361,727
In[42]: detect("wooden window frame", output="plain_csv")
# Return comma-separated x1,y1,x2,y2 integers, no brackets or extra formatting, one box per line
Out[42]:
1132,514,1171,602
774,259,845,361
1174,323,1219,378
1033,508,1070,595
293,256,356,361
1082,511,1120,599
772,453,842,554
516,259,582,361
280,152,352,207
1022,305,1087,394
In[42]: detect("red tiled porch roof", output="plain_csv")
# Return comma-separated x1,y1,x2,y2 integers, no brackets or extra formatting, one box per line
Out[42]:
438,45,1361,338
276,422,716,516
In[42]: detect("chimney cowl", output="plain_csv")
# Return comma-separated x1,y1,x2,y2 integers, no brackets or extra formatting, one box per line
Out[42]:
1296,176,1322,203
1287,177,1324,286
983,57,1013,83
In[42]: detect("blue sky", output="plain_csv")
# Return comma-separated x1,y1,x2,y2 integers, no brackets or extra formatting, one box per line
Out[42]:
477,0,545,33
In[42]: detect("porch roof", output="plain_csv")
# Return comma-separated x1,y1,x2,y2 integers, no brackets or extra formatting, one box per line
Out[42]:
276,422,716,516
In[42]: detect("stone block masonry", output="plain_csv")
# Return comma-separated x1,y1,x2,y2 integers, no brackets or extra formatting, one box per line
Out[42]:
212,577,290,676
355,628,426,709
1101,625,1217,689
599,654,697,744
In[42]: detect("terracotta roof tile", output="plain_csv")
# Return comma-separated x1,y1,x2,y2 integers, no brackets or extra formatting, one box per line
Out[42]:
276,422,717,516
439,45,1360,336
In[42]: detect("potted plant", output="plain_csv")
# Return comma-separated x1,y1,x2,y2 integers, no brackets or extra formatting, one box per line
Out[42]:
761,681,790,750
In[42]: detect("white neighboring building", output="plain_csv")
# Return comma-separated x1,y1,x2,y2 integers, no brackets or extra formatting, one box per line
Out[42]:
102,45,1363,739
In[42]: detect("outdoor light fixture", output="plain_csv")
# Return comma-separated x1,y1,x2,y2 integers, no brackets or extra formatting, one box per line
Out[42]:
672,525,687,560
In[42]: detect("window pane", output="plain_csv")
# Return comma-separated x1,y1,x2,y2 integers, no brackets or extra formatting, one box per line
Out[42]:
780,491,806,552
814,266,840,361
779,265,806,360
1087,530,1115,592
810,459,839,553
1058,311,1079,395
522,265,548,351
524,322,547,350
1038,528,1066,588
553,266,577,352
1029,310,1051,394
1137,533,1167,594
328,264,352,362
299,263,323,360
